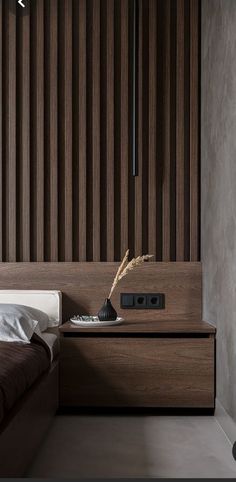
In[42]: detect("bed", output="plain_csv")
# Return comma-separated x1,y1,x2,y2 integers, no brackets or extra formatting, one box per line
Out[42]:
0,290,61,477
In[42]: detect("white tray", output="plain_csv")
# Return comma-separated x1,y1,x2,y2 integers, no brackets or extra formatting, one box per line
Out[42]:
70,316,124,327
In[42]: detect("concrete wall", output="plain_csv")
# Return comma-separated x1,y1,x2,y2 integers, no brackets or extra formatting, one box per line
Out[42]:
202,0,236,421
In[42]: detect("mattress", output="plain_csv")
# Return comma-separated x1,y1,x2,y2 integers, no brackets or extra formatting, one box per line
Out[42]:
0,338,50,426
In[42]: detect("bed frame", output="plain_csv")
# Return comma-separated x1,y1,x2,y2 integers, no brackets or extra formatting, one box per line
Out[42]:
0,359,58,477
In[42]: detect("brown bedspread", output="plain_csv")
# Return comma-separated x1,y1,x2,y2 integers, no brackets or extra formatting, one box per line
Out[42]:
0,339,50,425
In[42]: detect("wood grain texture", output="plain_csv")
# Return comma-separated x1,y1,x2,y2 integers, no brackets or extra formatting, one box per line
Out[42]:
190,0,199,261
106,0,115,261
120,0,129,257
18,7,30,261
48,0,58,262
5,0,16,262
60,318,216,335
176,0,185,261
78,0,87,262
60,0,73,261
135,0,143,257
0,262,202,322
162,0,171,261
60,337,215,408
0,0,200,262
0,0,2,261
32,0,44,261
148,0,157,259
92,0,101,261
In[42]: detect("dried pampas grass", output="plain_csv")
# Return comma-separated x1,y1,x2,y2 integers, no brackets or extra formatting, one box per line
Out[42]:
108,250,153,299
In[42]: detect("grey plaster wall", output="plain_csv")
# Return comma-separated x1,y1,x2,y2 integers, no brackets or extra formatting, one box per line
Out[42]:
202,0,236,421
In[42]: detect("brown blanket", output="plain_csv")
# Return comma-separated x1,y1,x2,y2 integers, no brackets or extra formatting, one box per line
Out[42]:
0,339,50,425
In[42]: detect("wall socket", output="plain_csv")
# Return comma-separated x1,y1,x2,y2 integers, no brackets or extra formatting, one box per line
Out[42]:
120,293,165,310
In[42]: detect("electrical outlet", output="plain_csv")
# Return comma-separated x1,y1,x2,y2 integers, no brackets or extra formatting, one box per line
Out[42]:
134,294,147,308
121,293,165,309
147,294,165,309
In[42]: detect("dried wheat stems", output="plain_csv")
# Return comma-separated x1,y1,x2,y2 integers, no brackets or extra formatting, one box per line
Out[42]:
108,250,153,299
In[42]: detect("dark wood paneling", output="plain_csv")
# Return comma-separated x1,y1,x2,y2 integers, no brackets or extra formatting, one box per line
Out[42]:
59,0,73,261
60,337,215,408
0,262,202,322
31,0,44,261
0,0,200,262
120,0,129,258
162,0,171,261
148,0,157,260
0,0,2,261
92,0,101,261
176,0,185,261
190,0,199,261
5,0,16,262
18,5,30,262
47,0,58,262
135,0,143,257
78,0,87,262
106,0,115,261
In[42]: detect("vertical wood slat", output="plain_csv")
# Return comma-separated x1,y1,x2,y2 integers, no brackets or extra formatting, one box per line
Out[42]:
148,0,157,259
92,0,101,261
190,0,199,261
0,0,200,263
18,4,30,261
135,0,143,257
0,0,2,261
176,0,185,261
33,0,44,261
5,0,16,262
78,0,87,261
106,0,114,261
62,0,73,261
120,0,129,258
48,0,58,261
162,0,171,261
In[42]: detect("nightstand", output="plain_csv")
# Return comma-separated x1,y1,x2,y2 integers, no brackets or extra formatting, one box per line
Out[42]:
59,319,216,409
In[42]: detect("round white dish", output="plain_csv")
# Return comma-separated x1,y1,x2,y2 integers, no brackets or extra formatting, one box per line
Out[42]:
70,316,124,327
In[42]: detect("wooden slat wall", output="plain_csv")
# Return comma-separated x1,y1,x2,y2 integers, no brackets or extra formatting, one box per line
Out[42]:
47,0,58,262
18,2,30,262
162,0,171,262
0,0,200,262
0,0,2,262
106,0,114,262
5,0,16,262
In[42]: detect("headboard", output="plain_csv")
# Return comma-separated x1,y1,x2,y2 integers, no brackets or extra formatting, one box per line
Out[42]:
0,290,62,326
0,262,201,322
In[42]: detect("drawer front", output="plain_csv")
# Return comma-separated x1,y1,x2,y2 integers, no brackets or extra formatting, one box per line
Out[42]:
60,337,215,408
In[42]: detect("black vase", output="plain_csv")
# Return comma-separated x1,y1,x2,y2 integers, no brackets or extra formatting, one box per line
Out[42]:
97,298,117,321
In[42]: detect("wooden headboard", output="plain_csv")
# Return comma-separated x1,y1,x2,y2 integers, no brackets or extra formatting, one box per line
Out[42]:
0,262,201,321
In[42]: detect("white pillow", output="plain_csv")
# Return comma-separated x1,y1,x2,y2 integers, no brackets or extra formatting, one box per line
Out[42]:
0,313,38,343
0,304,49,344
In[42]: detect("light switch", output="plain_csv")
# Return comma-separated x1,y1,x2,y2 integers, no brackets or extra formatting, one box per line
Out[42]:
121,294,134,308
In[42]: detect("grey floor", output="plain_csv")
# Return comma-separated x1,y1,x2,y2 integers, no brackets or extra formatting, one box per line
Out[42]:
27,415,236,478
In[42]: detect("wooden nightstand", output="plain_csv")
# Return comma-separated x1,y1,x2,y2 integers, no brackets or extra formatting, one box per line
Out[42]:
59,319,216,409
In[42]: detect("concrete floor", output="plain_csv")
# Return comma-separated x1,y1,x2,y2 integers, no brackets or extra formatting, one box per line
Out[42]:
27,415,236,478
